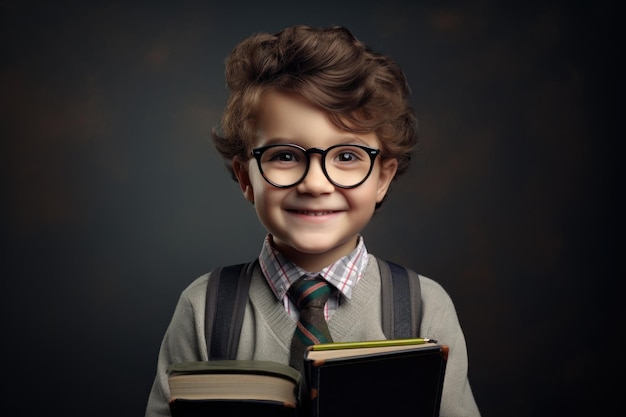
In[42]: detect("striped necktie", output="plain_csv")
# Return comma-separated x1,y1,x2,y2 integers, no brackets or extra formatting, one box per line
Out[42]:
288,275,334,373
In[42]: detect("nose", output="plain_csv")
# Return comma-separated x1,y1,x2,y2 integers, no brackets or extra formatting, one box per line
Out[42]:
296,154,335,194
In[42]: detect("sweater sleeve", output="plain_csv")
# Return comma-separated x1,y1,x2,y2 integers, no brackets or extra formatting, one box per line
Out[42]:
418,275,481,417
144,275,210,417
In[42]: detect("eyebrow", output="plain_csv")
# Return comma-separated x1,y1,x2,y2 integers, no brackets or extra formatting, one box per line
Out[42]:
258,135,373,148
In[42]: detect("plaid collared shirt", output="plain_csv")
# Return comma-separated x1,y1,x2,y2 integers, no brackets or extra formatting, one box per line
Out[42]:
258,234,370,321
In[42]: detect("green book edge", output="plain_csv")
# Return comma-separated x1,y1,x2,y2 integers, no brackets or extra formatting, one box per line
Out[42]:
309,337,435,351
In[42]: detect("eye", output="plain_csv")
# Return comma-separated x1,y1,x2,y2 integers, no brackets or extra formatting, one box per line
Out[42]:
271,151,297,162
330,146,368,164
336,151,359,162
270,151,296,162
263,146,303,164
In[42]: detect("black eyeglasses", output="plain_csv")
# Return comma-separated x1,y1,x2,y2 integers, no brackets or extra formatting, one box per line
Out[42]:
251,143,380,188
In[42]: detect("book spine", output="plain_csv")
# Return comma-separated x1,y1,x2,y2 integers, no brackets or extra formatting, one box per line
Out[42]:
305,360,322,417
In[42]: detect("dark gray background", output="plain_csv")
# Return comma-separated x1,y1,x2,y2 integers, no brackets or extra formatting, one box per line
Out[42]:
1,1,619,416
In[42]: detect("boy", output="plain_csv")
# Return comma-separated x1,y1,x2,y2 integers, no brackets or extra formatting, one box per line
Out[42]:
145,25,480,416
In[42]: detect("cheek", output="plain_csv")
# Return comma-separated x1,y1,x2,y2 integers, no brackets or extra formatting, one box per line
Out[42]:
345,185,380,210
249,178,284,211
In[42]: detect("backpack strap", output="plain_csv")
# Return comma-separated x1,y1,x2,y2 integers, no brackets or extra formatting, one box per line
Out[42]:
378,258,422,339
205,260,257,360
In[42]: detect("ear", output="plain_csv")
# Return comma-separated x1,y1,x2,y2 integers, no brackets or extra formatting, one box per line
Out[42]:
232,157,255,203
375,158,398,203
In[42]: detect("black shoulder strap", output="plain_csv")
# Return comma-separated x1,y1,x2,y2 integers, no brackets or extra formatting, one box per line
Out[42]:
205,260,257,360
378,258,422,339
205,257,422,360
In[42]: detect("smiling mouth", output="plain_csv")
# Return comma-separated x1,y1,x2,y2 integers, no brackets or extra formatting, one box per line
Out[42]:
291,210,337,216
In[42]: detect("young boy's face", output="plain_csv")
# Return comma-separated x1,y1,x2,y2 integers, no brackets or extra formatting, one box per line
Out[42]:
233,91,397,271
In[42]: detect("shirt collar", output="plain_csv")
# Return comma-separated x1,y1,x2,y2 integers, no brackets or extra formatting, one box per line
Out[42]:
258,234,369,301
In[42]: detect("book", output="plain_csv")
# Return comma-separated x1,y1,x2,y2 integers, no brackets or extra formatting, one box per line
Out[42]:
167,338,447,417
167,359,302,417
304,338,448,417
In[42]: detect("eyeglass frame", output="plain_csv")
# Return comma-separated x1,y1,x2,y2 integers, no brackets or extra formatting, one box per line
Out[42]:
250,143,381,189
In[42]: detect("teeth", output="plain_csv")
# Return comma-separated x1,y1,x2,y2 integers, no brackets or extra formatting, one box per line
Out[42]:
296,210,332,216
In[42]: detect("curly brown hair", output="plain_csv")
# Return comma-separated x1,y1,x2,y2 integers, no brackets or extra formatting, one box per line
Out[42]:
212,25,418,189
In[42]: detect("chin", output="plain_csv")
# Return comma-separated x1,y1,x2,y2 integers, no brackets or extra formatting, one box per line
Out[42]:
290,237,354,256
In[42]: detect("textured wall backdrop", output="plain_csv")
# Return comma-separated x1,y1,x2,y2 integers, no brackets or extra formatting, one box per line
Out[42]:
1,1,618,416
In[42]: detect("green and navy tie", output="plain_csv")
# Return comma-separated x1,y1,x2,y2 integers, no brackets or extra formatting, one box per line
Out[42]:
288,275,333,373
